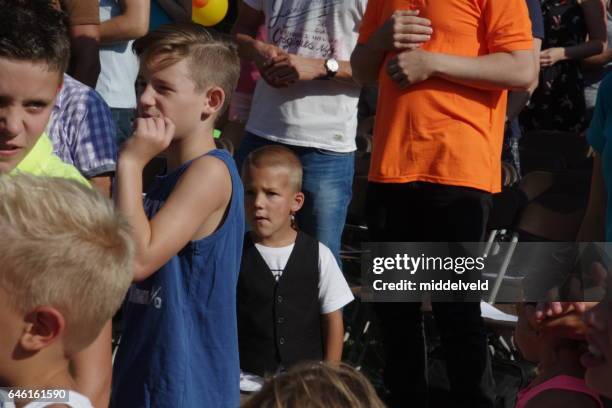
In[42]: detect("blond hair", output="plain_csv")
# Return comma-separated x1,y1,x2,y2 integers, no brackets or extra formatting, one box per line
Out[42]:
242,145,303,192
241,362,386,408
0,174,134,353
133,22,240,119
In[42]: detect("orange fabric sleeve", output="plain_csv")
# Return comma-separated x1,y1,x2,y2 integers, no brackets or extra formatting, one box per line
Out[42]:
484,0,533,53
357,0,384,44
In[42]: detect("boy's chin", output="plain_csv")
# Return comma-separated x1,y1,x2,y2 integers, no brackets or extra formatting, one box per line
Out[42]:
0,157,21,174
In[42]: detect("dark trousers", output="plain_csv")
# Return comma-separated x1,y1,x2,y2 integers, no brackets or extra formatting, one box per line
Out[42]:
366,181,496,408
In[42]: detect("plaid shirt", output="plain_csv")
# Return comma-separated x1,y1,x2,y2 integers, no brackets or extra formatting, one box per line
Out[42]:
48,74,117,178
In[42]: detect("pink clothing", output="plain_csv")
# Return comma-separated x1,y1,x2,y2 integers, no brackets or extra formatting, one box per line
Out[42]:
516,375,603,408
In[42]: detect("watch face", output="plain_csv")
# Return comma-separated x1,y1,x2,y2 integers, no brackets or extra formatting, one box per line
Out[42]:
326,58,339,73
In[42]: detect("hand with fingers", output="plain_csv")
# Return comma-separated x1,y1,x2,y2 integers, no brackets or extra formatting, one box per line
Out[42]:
523,303,587,340
121,116,176,167
369,9,433,52
386,49,435,89
540,47,566,68
263,54,323,87
535,301,597,321
252,41,290,88
533,263,608,322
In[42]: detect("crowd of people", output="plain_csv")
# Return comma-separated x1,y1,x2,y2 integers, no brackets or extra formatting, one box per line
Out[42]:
1,0,612,408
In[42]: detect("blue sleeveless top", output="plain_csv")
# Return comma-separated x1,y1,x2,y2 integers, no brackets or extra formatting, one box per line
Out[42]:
112,150,244,408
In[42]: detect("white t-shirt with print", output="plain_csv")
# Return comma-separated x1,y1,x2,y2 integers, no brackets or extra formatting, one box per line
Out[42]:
240,240,354,392
244,0,367,152
0,389,93,408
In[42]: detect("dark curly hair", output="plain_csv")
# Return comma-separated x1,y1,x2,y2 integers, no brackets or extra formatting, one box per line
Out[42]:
0,0,70,74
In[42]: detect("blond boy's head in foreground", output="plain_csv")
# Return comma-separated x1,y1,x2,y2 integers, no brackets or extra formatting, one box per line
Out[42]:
242,145,305,247
0,174,133,388
132,23,240,141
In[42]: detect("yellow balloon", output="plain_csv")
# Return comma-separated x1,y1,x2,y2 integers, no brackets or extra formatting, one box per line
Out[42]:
192,0,228,27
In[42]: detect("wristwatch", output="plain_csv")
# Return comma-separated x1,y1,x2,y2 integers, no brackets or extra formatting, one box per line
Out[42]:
324,58,339,79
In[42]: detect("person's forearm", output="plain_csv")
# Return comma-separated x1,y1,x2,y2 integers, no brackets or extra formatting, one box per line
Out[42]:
322,312,344,361
582,48,612,71
564,39,608,62
100,14,148,43
351,43,386,86
71,321,112,408
287,56,355,83
70,54,101,89
69,25,101,88
332,61,356,85
235,31,263,61
116,157,154,281
431,51,535,91
508,39,541,120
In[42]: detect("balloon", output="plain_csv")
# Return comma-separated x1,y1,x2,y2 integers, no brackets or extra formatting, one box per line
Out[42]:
192,0,208,8
192,0,228,27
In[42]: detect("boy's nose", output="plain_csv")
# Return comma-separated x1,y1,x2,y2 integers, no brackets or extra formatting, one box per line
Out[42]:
254,193,266,208
138,84,156,108
0,110,23,138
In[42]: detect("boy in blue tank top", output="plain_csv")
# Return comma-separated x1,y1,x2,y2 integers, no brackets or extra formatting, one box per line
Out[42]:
112,23,243,408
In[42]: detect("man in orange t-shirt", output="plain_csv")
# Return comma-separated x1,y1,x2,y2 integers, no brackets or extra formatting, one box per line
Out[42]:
351,1,535,407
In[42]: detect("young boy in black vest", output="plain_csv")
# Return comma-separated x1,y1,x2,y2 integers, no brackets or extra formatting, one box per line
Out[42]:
238,145,354,392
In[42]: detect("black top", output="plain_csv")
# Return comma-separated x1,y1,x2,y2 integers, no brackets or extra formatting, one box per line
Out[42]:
237,232,323,376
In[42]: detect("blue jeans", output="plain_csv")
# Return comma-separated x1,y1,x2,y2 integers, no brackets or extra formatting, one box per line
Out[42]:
235,132,354,265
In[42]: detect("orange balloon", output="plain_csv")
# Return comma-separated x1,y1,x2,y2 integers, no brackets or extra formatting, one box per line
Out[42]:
192,0,208,8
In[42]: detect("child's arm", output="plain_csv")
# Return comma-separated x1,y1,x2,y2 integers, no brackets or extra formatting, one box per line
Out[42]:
317,244,354,362
116,117,232,281
321,310,344,362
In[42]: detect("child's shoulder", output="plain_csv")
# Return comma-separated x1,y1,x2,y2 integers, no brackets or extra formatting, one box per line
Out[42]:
157,152,236,229
190,151,233,178
175,151,234,194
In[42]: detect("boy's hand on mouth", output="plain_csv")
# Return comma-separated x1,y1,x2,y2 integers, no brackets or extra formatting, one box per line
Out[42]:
121,116,175,167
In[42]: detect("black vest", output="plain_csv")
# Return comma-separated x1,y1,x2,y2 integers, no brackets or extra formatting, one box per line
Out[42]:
237,232,323,376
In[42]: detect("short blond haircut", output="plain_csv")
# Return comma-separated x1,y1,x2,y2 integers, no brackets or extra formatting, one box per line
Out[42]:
242,145,303,192
133,22,240,119
0,174,134,353
241,362,386,408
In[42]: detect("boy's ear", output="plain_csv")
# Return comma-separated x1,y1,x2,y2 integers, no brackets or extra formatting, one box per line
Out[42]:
292,191,305,213
19,306,65,352
202,86,226,118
